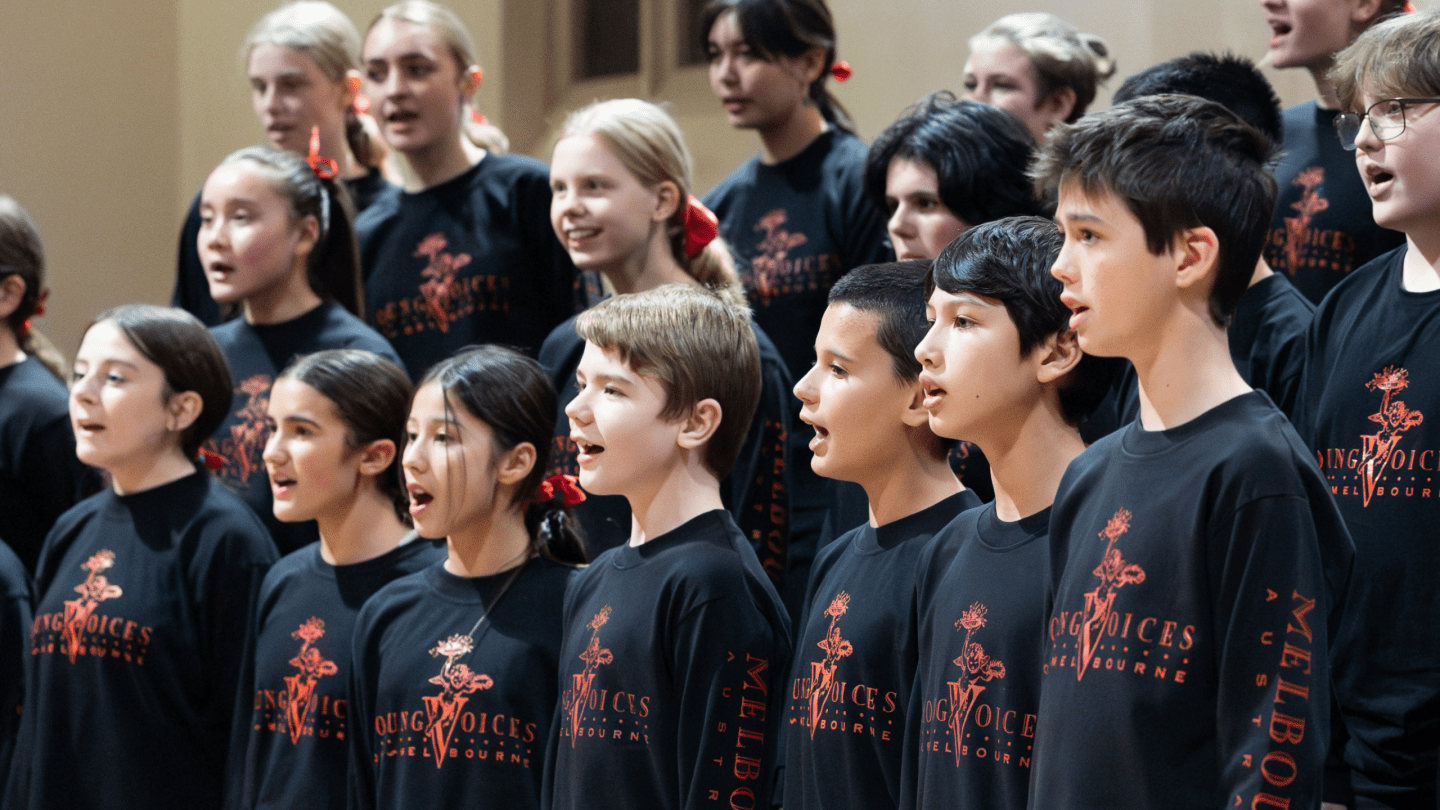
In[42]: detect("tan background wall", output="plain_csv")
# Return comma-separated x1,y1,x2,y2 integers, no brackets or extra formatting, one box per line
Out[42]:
0,0,1395,358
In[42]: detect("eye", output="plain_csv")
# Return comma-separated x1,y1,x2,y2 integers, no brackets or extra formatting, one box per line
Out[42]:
884,198,899,216
952,315,975,330
250,79,267,94
602,385,622,396
365,65,386,83
106,372,126,384
828,363,848,378
574,378,586,393
293,424,313,437
405,429,419,443
404,62,435,79
962,77,978,92
433,431,450,445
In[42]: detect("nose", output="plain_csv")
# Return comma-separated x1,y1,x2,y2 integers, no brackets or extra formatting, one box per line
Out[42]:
792,363,818,406
262,429,284,467
401,434,424,474
1352,114,1383,152
711,53,738,87
1052,241,1077,285
69,370,98,405
564,389,592,426
888,203,915,242
915,322,941,370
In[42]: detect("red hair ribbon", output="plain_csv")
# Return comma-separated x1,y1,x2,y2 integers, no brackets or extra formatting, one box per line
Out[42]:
353,93,371,115
535,474,586,508
196,447,226,472
306,126,339,180
831,61,852,82
682,196,719,259
1403,1,1416,10
19,320,31,339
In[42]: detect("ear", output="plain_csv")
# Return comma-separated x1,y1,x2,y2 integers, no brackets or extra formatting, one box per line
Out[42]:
294,214,321,261
1172,225,1221,294
495,441,537,486
461,64,483,97
653,180,681,223
790,47,828,87
1352,0,1383,26
0,275,25,320
344,70,363,106
1039,86,1077,126
357,438,397,477
1034,328,1083,385
676,398,723,451
166,390,204,434
901,380,932,429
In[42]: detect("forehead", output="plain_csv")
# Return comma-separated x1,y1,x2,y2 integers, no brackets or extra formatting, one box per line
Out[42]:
365,18,447,60
247,42,325,77
551,133,625,177
200,161,289,205
964,40,1033,78
818,303,885,353
886,157,939,192
268,376,341,418
927,286,999,311
1056,179,1129,223
707,10,742,44
76,321,150,366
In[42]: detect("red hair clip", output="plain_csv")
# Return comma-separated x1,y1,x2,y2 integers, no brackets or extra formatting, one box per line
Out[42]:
306,126,338,180
682,196,719,259
196,448,226,472
534,474,586,508
353,93,371,115
831,61,852,82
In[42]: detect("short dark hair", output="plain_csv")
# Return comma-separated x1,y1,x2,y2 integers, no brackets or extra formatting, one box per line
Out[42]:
420,345,586,564
827,260,932,382
90,305,234,459
1031,94,1276,326
279,349,413,525
927,216,1123,425
864,92,1045,227
1113,52,1283,143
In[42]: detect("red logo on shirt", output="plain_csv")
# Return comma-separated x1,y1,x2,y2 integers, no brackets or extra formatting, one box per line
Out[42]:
946,603,1006,765
283,617,339,744
61,550,123,663
749,209,809,305
1283,168,1330,275
414,232,472,334
1358,366,1425,507
807,592,853,738
423,634,493,768
210,373,273,487
1077,509,1146,681
564,606,613,747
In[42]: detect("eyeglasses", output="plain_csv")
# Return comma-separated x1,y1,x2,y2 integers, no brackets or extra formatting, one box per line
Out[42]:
1335,97,1440,151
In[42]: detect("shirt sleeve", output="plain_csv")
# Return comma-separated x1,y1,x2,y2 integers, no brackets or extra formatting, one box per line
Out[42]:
732,357,793,590
347,609,381,810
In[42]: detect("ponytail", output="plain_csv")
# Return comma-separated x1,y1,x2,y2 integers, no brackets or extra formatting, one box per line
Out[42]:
0,195,65,380
523,481,588,565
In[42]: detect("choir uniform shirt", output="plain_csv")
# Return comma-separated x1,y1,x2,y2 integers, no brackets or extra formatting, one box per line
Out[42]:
781,490,980,810
204,301,403,556
173,169,393,327
0,541,29,801
544,509,793,810
7,469,278,810
1029,391,1353,810
0,355,100,572
1291,245,1440,807
356,154,580,379
348,555,576,810
1263,102,1404,304
902,504,1050,810
537,313,793,575
229,535,445,810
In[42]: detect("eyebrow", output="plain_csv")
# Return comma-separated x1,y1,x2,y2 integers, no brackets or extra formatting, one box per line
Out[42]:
279,414,322,428
76,358,140,371
1059,211,1105,225
818,346,855,363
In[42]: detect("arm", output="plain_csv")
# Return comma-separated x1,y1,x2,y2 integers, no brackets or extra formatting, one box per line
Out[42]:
347,611,380,810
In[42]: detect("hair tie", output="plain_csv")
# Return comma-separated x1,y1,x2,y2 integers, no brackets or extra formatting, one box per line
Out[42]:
196,447,226,472
306,125,339,180
831,61,852,82
533,473,586,508
353,93,371,115
33,288,47,318
682,196,719,259
19,320,31,339
1403,1,1416,10
470,107,489,126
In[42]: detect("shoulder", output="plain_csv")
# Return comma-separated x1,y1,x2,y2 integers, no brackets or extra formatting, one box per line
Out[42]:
1310,246,1406,338
208,317,251,348
355,567,433,634
183,474,278,561
259,544,318,595
0,541,28,602
1,358,69,419
703,155,763,204
314,304,403,360
811,522,864,579
477,153,552,190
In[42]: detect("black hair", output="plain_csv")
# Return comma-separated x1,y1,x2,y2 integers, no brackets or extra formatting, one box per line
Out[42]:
1031,94,1276,326
216,146,364,316
864,92,1045,227
419,345,587,565
701,0,857,137
828,260,933,382
927,216,1123,426
1113,52,1283,143
89,305,234,459
278,349,413,524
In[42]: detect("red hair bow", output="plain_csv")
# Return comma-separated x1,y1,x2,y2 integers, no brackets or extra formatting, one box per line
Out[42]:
196,448,226,472
831,61,852,82
306,126,338,180
683,196,719,259
535,474,586,508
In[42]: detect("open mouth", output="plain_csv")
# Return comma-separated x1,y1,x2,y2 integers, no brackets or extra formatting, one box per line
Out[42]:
385,110,418,125
206,262,235,278
75,420,104,434
574,439,605,461
565,227,600,244
407,484,434,516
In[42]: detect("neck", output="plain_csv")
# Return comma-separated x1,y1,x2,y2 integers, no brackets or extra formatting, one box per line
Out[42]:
316,483,410,566
757,104,828,165
979,396,1087,522
625,453,725,546
1132,309,1250,430
316,123,364,181
1308,62,1341,109
444,503,532,578
405,130,481,192
1402,234,1440,293
1249,257,1274,287
0,326,22,369
858,432,962,526
601,236,695,295
109,446,196,496
243,265,323,326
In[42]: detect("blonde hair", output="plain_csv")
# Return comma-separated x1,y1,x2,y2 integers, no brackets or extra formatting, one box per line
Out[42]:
369,0,479,76
576,284,761,478
1331,5,1440,113
560,99,740,301
971,12,1116,122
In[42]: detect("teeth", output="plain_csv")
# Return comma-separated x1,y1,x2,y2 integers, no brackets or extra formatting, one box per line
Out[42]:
566,228,600,240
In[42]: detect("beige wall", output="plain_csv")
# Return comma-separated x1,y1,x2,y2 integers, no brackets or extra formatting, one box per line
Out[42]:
2,0,1408,357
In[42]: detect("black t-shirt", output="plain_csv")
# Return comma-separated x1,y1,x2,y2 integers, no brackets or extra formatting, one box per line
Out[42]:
1264,101,1405,305
902,504,1050,810
537,314,793,578
1292,245,1440,806
781,491,979,810
349,555,575,810
0,356,101,572
356,155,580,379
205,301,403,556
1031,392,1353,810
173,169,393,327
703,129,891,384
544,509,792,810
1080,273,1316,442
7,470,277,810
0,541,29,801
229,536,445,810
